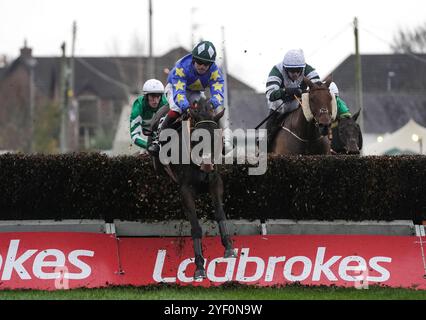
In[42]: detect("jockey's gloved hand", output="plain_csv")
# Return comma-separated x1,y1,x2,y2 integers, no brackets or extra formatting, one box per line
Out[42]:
270,89,286,101
285,87,302,98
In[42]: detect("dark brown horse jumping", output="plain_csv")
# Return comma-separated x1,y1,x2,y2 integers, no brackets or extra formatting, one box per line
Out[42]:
148,98,236,280
271,77,335,155
331,110,363,155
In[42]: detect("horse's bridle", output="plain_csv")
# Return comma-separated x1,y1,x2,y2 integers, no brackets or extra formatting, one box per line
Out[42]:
305,87,333,140
283,88,333,142
189,118,221,172
308,87,333,128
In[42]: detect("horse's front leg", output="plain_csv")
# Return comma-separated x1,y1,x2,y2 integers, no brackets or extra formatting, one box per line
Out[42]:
181,184,206,280
209,173,237,258
311,136,331,154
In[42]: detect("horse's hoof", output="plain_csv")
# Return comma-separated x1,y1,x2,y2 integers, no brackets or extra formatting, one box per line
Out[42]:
224,248,237,258
194,268,207,280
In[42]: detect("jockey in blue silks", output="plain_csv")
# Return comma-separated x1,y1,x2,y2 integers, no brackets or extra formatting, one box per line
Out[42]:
148,40,231,156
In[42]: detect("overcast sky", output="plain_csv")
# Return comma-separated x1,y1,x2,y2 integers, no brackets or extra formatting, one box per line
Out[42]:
1,0,425,92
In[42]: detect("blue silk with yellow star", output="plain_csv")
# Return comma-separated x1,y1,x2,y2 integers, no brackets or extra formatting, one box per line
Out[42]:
167,54,225,111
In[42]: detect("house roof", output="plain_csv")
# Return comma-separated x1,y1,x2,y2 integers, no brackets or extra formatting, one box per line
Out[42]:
329,54,426,134
228,92,268,130
330,53,426,93
1,46,256,102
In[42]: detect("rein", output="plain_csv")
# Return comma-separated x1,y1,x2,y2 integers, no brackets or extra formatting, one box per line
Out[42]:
280,92,333,142
280,126,325,143
297,90,333,140
188,117,221,171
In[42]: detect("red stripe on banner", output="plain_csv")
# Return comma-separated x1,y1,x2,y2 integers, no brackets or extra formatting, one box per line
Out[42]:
0,233,424,290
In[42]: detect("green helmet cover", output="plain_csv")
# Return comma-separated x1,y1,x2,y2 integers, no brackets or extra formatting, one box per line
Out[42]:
192,41,217,63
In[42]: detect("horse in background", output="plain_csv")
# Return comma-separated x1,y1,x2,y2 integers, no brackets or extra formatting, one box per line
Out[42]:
331,110,363,155
147,98,236,280
271,76,335,155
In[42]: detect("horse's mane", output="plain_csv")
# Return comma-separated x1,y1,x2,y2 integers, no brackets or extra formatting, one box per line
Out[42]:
310,80,329,91
190,97,215,120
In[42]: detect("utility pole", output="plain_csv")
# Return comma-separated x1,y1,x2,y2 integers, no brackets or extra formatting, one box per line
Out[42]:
28,60,36,153
220,26,233,156
354,17,364,139
23,40,37,153
190,7,199,48
69,21,79,150
59,42,68,153
147,0,155,79
221,26,230,114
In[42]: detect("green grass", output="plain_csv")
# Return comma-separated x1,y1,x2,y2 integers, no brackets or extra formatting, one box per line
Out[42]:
0,284,425,300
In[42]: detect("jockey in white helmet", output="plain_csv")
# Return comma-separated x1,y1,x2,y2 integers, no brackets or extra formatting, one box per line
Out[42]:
264,49,321,151
130,79,168,153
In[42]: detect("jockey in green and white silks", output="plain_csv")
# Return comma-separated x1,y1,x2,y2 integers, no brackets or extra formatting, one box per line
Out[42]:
264,49,321,148
266,48,321,113
130,79,168,152
329,81,351,118
148,40,232,156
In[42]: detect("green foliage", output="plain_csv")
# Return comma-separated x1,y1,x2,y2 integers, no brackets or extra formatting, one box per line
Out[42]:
34,102,61,154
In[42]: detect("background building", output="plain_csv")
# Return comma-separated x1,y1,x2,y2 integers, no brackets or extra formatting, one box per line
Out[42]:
2,46,426,155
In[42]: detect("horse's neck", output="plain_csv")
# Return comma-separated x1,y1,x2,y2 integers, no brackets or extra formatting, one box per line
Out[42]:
331,126,343,151
286,108,319,140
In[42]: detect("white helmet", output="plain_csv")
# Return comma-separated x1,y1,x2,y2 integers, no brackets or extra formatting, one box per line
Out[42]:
329,82,339,96
283,49,306,68
142,79,164,95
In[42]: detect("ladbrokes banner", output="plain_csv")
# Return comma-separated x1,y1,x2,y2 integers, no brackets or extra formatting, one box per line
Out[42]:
0,233,123,290
118,235,426,289
0,233,424,290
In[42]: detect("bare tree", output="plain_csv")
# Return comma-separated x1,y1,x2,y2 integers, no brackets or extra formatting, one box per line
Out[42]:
391,23,426,53
129,31,145,56
106,38,122,56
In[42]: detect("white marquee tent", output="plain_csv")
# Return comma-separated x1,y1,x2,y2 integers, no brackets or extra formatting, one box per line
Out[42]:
363,119,426,155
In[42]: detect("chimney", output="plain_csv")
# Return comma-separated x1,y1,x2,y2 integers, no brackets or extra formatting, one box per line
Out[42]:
20,39,33,59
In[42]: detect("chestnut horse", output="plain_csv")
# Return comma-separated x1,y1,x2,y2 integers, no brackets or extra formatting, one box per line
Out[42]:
271,77,335,155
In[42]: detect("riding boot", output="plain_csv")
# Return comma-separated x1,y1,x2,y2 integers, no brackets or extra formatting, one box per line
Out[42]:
218,220,237,258
193,238,206,279
147,112,178,156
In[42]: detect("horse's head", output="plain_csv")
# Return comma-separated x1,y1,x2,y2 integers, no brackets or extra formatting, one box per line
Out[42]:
304,76,333,136
335,109,363,154
188,98,224,172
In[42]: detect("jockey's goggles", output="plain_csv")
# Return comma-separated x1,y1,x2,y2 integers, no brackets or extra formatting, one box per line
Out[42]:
194,58,213,66
285,67,303,74
147,93,162,98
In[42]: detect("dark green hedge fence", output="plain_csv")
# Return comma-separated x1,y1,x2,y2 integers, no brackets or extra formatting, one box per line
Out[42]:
0,153,424,222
